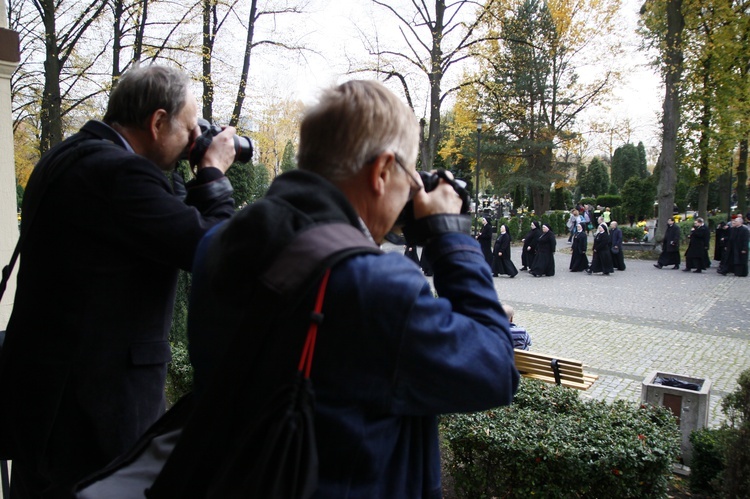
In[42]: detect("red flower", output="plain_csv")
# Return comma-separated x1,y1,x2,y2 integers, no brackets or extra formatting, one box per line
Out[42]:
638,434,646,441
612,469,622,476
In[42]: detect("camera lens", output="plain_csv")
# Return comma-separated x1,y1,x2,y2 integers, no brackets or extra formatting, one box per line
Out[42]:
233,135,253,164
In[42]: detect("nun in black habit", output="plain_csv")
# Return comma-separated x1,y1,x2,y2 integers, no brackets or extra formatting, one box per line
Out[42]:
569,223,589,272
520,220,541,271
530,223,556,277
714,221,729,262
492,224,518,278
587,223,613,275
476,217,494,266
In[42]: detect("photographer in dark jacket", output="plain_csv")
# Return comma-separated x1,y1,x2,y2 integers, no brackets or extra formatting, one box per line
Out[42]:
183,80,519,498
0,65,236,498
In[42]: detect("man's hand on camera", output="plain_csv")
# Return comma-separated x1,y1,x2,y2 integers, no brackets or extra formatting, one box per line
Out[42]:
198,126,236,173
412,173,463,219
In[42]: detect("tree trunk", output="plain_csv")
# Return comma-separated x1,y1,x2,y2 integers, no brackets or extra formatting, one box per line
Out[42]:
230,0,258,127
738,138,748,216
39,0,61,155
112,0,123,85
697,68,711,220
719,166,731,216
420,0,445,170
133,0,148,63
202,0,215,122
654,0,684,243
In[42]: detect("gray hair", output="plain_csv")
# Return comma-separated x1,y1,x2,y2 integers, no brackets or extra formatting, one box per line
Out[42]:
297,80,419,181
103,65,190,129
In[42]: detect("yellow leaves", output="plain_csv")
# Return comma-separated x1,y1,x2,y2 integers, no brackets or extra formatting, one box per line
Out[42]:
13,122,39,189
251,97,304,177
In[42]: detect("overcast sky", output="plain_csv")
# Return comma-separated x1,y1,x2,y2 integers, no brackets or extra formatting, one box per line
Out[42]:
257,0,664,159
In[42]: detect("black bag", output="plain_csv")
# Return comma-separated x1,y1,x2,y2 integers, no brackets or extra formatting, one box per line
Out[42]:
73,224,380,498
76,272,328,499
206,271,329,499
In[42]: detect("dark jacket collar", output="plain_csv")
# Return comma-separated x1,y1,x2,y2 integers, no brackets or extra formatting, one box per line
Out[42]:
80,120,130,150
210,169,364,299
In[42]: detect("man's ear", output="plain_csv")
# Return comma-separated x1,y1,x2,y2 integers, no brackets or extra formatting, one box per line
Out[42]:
366,151,393,197
147,109,169,141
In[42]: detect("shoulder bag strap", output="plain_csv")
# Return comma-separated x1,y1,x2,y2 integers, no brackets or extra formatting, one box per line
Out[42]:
147,224,381,498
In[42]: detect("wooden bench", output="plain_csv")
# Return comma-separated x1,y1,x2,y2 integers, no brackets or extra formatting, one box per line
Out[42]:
514,349,598,390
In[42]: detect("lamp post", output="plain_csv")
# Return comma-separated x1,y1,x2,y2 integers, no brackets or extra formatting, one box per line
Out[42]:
728,156,733,222
475,118,483,235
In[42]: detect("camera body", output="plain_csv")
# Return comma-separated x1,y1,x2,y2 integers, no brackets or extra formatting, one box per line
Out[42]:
393,169,471,228
188,118,253,166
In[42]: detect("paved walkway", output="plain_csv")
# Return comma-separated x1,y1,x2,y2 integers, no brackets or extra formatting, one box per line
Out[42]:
385,238,750,427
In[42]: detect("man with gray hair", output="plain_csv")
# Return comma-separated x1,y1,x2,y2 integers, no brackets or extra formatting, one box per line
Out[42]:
0,65,237,497
180,80,519,497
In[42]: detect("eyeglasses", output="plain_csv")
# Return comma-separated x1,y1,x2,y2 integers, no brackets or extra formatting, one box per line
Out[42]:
393,153,422,201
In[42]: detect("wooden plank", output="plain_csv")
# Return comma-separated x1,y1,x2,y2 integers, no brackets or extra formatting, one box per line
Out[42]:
514,349,586,366
520,373,591,390
514,361,584,375
513,349,597,390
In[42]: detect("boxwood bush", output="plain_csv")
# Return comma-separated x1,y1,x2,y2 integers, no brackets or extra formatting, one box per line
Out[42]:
621,225,647,242
442,379,680,498
689,368,750,497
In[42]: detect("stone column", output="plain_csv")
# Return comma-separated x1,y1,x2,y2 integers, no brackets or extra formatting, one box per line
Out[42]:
0,1,21,327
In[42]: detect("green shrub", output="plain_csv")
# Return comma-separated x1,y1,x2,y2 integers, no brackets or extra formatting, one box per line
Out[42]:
442,379,680,498
611,206,626,225
507,217,521,241
688,368,750,497
579,197,596,206
166,341,193,407
596,194,622,208
689,427,730,495
678,220,695,240
720,369,750,498
621,226,647,242
707,214,728,231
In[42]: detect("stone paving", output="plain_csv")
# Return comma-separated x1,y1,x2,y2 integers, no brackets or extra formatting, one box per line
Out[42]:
384,238,750,427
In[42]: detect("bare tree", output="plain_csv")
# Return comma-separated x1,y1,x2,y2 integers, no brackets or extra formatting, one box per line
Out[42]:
33,0,109,154
229,0,310,128
357,0,498,169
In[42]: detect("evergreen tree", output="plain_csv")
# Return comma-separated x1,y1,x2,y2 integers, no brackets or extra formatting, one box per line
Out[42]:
579,157,609,198
226,160,254,208
281,140,296,173
251,163,270,201
611,143,640,188
621,177,656,222
637,141,649,178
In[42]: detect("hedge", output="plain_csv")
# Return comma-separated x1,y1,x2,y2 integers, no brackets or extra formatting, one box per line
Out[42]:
442,379,680,498
688,368,750,497
621,225,648,242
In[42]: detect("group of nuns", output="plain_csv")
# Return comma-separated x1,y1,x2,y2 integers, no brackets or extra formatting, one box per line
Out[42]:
482,219,623,278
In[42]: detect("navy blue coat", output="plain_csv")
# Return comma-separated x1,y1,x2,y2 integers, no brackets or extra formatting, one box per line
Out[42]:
184,170,519,498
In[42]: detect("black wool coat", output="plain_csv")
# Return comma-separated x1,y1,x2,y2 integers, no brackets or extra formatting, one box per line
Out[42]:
0,120,234,489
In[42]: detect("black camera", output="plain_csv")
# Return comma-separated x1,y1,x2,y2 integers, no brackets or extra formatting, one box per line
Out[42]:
187,118,253,167
393,169,471,228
